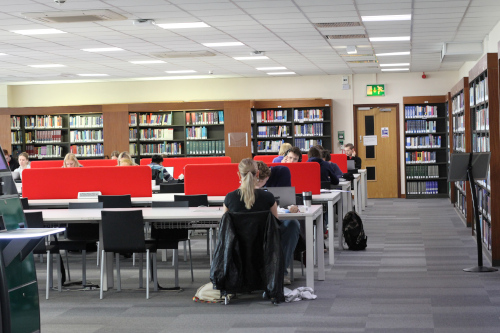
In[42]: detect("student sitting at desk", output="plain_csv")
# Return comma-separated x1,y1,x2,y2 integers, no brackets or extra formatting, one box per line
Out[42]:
314,145,343,178
148,154,173,181
13,152,30,180
307,146,339,185
282,146,302,163
110,150,119,160
3,149,19,171
344,143,362,169
272,143,292,163
224,158,299,285
117,151,135,166
62,153,83,168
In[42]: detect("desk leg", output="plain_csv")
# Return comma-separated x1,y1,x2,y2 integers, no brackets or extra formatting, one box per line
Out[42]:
361,172,367,210
357,179,362,213
346,188,352,212
353,179,359,212
316,211,325,281
305,216,314,290
328,200,334,266
338,195,344,251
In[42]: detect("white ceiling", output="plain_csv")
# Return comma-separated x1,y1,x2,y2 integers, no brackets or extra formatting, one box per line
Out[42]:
0,0,499,84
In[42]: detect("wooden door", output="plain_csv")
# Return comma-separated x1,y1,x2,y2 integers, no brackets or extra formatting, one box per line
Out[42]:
355,105,399,198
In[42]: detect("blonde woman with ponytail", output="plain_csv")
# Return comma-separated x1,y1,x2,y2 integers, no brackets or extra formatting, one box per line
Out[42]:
223,158,278,218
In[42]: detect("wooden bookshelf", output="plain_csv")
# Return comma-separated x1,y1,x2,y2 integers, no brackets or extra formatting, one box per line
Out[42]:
403,95,448,198
251,99,332,155
450,77,473,227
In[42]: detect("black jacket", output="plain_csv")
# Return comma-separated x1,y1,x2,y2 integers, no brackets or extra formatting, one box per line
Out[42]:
307,157,339,185
210,211,285,303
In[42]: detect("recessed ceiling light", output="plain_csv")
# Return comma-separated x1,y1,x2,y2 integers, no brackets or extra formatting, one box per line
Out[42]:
267,72,296,75
234,56,269,60
203,42,244,47
256,67,287,70
346,46,357,54
362,15,411,22
129,60,166,64
77,74,109,76
28,64,66,68
380,63,410,67
0,53,7,56
81,47,124,52
156,22,210,29
165,70,197,74
376,51,411,56
370,36,410,42
381,68,409,71
10,28,66,35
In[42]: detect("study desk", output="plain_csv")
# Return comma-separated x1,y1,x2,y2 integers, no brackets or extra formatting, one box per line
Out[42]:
37,205,325,290
352,174,361,212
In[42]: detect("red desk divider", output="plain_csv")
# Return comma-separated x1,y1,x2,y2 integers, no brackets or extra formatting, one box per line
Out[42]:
184,163,239,196
140,156,231,178
330,154,347,173
22,166,151,199
31,159,118,168
268,163,321,194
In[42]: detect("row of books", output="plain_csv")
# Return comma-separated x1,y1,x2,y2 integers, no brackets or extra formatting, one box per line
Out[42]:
472,133,490,153
256,125,290,137
479,215,491,250
476,187,491,222
139,128,173,141
406,165,440,179
25,145,63,158
257,140,285,152
456,189,467,218
474,106,489,131
25,130,63,143
404,105,439,119
186,111,224,125
139,143,182,156
295,138,323,151
405,151,437,164
70,130,103,143
70,144,104,157
405,120,437,133
129,128,137,140
406,181,440,194
254,110,288,123
405,135,442,148
452,92,464,114
186,126,208,140
25,115,63,129
294,123,323,137
470,78,489,106
453,115,465,132
69,115,103,128
453,133,466,152
10,116,21,129
455,180,467,194
293,109,324,122
186,140,225,155
11,131,22,144
133,112,173,126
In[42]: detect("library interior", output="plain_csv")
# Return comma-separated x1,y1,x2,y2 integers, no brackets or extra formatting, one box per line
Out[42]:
2,0,500,332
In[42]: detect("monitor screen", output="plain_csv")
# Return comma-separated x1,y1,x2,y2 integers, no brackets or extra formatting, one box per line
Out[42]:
0,148,9,172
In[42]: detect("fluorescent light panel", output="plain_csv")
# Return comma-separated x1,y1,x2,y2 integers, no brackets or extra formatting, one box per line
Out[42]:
77,74,109,76
362,14,411,22
0,53,8,56
10,28,66,35
234,56,269,60
256,67,287,70
376,51,411,56
165,70,197,73
381,68,409,71
267,72,296,75
380,63,410,67
203,42,244,47
370,36,410,42
156,22,210,29
82,47,124,52
346,46,357,54
28,64,66,68
129,60,165,64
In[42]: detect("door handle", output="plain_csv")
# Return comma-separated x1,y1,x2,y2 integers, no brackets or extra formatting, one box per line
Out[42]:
360,135,362,142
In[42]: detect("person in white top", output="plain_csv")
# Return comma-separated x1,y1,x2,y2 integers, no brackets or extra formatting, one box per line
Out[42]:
13,152,30,179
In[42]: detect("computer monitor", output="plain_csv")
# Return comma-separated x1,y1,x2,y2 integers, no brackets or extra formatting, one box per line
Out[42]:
0,147,9,172
165,167,174,178
266,187,296,207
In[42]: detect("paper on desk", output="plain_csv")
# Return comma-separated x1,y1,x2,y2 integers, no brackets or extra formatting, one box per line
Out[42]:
321,189,350,193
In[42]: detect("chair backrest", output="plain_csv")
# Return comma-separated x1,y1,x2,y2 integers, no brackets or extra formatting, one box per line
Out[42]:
20,197,29,210
321,181,331,189
24,211,44,228
151,201,189,208
98,195,132,208
159,183,184,193
101,210,146,253
174,194,208,207
68,202,104,209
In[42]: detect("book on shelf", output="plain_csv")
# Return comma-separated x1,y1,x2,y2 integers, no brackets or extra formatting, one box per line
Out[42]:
293,109,324,122
10,116,21,128
69,114,103,128
404,105,438,118
139,128,173,141
70,143,104,157
139,142,182,155
129,113,137,126
70,129,103,142
294,138,323,151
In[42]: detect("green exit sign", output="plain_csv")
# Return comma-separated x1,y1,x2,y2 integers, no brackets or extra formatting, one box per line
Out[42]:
367,84,385,96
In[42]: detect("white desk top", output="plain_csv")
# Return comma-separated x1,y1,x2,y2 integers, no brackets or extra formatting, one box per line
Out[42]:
0,228,65,239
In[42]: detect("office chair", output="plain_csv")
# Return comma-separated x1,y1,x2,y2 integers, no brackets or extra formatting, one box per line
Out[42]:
24,211,63,300
148,201,193,287
98,194,132,208
100,210,157,299
159,183,184,193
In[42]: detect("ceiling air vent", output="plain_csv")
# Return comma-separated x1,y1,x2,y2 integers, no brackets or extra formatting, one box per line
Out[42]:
22,10,127,23
315,22,361,28
325,34,367,39
346,60,378,64
150,51,216,59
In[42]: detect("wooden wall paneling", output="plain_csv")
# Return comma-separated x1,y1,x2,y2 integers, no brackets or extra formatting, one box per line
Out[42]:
223,100,253,163
103,105,129,157
402,95,447,105
0,115,11,153
253,99,332,109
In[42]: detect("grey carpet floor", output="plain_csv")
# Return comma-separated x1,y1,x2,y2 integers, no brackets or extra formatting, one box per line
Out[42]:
36,199,500,332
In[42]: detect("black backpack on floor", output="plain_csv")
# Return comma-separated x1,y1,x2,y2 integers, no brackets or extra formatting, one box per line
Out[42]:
342,211,367,251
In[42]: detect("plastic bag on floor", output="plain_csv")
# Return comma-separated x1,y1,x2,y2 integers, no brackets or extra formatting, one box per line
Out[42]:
284,287,317,302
